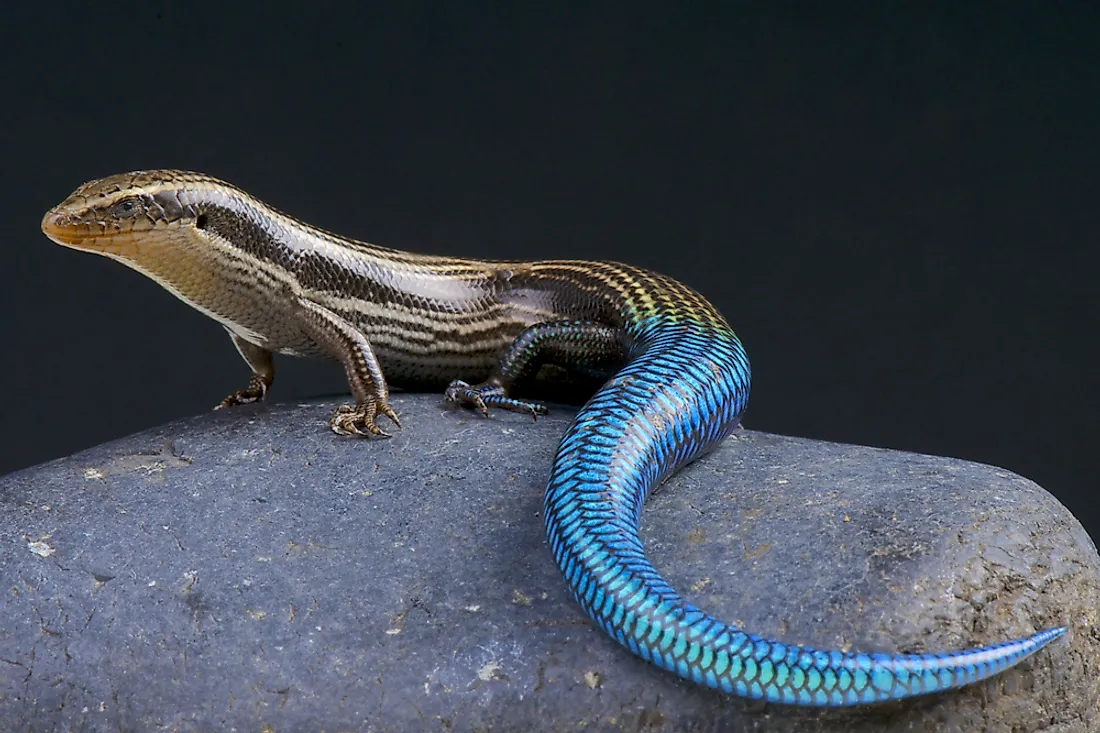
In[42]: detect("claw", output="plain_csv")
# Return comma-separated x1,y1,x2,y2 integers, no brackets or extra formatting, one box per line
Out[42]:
379,402,403,429
216,390,262,410
328,399,400,439
443,379,548,419
215,374,270,410
444,380,490,416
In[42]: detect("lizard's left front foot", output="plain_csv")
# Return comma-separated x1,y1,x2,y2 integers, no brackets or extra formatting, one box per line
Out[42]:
215,374,270,409
329,399,402,438
444,380,549,419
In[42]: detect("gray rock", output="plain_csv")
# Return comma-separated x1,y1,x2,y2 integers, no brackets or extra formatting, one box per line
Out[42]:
1,395,1095,732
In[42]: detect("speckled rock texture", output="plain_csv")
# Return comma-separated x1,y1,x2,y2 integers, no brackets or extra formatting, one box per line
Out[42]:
1,395,1096,732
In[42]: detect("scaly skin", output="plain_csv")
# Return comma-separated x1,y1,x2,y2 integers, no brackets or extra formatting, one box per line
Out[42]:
41,170,1065,706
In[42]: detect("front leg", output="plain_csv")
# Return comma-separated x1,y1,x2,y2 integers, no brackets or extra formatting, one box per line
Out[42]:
217,330,275,409
295,297,401,438
445,320,628,418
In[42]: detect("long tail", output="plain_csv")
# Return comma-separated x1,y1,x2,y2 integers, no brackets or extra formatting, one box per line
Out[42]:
542,323,1065,706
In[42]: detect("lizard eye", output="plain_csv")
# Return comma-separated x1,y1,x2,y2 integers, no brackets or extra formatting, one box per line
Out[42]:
111,198,139,218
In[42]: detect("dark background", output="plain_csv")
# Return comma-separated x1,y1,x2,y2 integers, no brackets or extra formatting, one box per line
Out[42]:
2,5,1096,541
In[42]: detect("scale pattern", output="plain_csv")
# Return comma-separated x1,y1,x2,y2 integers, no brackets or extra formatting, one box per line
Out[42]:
542,311,1066,705
42,169,1067,707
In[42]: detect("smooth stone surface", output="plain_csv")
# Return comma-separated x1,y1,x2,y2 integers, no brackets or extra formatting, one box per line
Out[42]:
1,395,1095,732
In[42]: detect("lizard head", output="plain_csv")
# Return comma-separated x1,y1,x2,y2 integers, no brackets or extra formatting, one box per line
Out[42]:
41,169,265,314
41,169,228,258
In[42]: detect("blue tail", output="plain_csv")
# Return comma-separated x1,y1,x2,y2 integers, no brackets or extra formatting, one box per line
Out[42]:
542,322,1064,706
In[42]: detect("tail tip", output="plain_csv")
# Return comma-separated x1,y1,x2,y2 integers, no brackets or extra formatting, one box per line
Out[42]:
1022,625,1067,655
1036,626,1068,645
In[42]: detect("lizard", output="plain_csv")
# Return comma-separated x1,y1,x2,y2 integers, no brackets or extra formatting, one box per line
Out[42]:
40,169,1065,706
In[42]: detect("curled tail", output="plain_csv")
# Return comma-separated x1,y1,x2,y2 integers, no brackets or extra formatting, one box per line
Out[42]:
542,324,1064,706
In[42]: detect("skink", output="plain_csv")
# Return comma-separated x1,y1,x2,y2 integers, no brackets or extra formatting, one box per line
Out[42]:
41,170,1064,706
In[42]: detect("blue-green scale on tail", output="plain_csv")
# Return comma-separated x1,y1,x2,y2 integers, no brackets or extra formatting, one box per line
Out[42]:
540,307,1064,706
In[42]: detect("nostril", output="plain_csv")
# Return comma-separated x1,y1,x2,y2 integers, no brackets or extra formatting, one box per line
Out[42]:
41,208,64,233
40,208,88,246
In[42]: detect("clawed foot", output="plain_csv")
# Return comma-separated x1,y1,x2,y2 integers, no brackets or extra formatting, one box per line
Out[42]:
216,390,263,409
443,380,549,420
329,399,402,438
215,377,268,409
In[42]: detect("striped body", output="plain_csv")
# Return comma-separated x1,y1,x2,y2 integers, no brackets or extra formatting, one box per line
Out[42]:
42,170,1065,706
